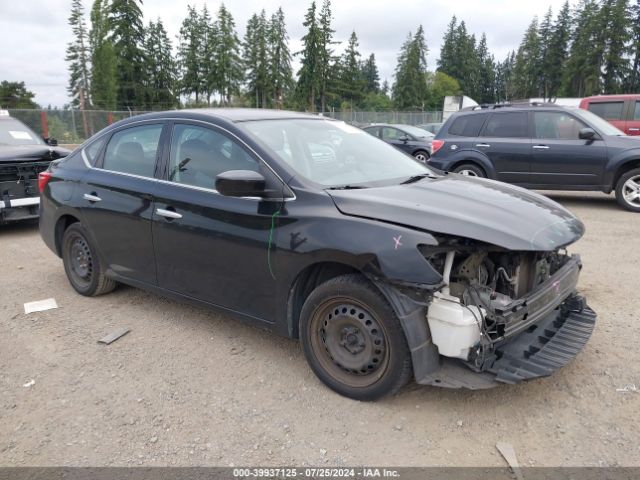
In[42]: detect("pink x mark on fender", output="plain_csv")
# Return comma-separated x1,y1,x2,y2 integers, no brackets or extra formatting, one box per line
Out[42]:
393,235,402,250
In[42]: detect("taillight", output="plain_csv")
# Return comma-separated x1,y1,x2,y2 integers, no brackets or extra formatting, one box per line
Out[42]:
38,171,53,192
431,139,445,156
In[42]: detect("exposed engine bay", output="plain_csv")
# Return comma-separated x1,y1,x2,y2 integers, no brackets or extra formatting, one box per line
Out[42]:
422,239,578,364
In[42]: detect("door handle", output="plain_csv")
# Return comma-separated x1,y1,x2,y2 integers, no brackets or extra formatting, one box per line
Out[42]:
156,208,182,220
533,145,550,149
475,143,490,147
83,193,102,202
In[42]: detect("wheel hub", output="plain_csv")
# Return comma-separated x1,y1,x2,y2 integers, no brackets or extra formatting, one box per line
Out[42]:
70,238,92,279
623,175,640,206
319,303,386,376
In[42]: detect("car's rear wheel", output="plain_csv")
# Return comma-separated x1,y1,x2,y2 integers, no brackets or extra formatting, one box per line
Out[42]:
453,163,486,177
615,168,640,212
62,223,116,296
299,274,412,401
413,150,429,163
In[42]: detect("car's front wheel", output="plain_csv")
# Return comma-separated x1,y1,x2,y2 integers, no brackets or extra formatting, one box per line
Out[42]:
62,223,116,296
299,274,413,401
453,163,486,177
615,168,640,212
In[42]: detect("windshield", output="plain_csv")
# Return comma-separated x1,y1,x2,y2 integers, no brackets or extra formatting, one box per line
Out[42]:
0,118,44,146
241,119,433,187
399,125,434,138
572,108,625,136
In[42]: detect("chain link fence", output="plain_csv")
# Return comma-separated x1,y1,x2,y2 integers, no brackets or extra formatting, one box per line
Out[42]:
7,108,443,143
324,110,443,127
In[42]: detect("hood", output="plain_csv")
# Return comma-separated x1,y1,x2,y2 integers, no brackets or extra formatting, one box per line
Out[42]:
327,174,584,251
0,145,71,163
605,134,640,148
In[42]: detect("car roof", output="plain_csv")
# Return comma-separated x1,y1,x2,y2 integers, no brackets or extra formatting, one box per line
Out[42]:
124,108,326,123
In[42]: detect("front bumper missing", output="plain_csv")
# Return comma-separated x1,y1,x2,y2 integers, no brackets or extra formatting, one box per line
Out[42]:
417,293,597,389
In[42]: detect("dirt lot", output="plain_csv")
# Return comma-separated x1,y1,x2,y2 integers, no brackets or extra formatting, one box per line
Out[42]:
1,191,639,467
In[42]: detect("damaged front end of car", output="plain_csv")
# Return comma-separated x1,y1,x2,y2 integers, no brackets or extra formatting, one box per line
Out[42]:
369,235,596,390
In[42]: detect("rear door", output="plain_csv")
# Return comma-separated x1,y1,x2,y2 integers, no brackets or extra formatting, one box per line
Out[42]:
529,111,607,187
80,122,166,285
476,111,531,184
586,100,627,133
151,121,281,322
625,99,640,136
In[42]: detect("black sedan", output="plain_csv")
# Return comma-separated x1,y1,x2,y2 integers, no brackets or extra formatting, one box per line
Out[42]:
363,123,433,162
39,109,596,400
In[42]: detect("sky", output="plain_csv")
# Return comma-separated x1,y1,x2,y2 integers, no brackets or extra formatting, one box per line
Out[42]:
0,0,569,108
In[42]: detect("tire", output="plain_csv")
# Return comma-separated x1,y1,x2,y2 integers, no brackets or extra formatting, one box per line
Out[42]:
299,274,413,401
62,223,116,296
452,163,486,178
614,167,640,212
413,150,430,163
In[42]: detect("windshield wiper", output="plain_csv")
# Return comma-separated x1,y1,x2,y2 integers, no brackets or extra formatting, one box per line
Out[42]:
401,173,437,184
327,184,367,190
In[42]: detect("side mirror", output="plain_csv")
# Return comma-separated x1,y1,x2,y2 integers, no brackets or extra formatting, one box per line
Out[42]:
44,137,58,146
399,135,410,142
579,128,596,141
216,170,266,197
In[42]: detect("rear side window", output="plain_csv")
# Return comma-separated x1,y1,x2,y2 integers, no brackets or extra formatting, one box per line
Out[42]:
634,101,640,120
588,101,624,121
83,136,107,166
448,114,487,137
102,124,163,178
482,112,529,138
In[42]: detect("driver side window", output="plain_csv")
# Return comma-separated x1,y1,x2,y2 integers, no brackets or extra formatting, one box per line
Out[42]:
168,124,259,189
533,112,588,140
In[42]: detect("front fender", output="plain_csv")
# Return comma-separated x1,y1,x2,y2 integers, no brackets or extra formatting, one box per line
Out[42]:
603,152,640,189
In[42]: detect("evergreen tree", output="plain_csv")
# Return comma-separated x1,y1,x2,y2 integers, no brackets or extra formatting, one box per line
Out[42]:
318,0,337,112
295,1,322,111
392,26,429,110
337,31,364,107
108,0,146,108
538,8,554,99
546,1,571,99
142,19,177,109
495,51,516,101
601,0,631,93
0,81,39,108
562,0,602,96
512,17,541,98
66,0,92,109
437,16,458,76
89,0,117,110
212,4,243,104
243,11,270,107
476,33,496,103
627,0,640,91
361,53,380,93
177,6,206,104
268,7,293,108
200,6,216,105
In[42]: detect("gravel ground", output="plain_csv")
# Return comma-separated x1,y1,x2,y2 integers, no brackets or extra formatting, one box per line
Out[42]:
0,191,639,467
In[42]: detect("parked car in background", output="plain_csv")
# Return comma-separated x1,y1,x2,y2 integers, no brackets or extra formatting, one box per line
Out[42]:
579,94,640,136
416,122,444,135
363,123,433,163
0,110,69,223
39,108,596,400
429,103,640,212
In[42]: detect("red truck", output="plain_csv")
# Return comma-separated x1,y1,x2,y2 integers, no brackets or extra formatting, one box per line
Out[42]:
579,94,640,135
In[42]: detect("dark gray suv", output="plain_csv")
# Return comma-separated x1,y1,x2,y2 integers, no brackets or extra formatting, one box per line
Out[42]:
429,103,640,212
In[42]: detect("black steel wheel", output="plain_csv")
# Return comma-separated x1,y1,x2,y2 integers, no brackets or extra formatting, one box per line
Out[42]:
62,223,116,296
300,274,412,400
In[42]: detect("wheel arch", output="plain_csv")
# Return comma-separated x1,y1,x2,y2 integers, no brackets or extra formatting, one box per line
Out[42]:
450,159,489,177
611,157,640,192
54,213,81,257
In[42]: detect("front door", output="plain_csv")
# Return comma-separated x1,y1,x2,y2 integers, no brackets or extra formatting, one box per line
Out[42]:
381,127,413,155
80,122,166,285
151,122,281,322
529,111,607,187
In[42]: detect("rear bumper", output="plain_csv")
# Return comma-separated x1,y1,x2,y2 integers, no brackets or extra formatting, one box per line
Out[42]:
0,196,40,222
417,293,596,389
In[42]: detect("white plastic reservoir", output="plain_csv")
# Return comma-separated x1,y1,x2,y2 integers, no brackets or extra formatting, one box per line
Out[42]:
427,292,483,360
